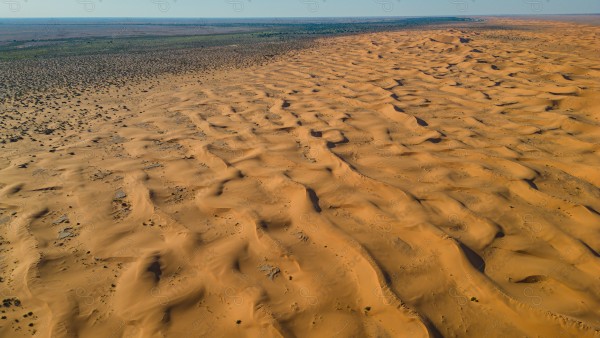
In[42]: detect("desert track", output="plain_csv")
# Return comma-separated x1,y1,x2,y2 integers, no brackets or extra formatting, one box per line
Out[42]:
1,19,600,337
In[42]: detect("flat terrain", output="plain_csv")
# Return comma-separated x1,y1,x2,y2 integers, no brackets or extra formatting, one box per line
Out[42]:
0,18,600,337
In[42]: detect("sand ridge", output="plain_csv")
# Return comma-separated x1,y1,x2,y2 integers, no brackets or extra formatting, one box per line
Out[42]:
0,19,600,337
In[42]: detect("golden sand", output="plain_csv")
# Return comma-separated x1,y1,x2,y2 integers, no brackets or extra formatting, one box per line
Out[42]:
1,19,599,337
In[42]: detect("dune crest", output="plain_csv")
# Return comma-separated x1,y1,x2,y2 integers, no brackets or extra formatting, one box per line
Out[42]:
1,19,600,337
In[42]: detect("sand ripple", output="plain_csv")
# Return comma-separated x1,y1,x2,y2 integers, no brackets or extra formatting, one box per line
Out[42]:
1,19,599,337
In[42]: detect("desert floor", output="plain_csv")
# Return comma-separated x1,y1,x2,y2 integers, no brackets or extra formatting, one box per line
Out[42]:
1,19,600,337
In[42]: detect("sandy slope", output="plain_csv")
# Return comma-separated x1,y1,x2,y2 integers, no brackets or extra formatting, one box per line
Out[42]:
1,19,600,337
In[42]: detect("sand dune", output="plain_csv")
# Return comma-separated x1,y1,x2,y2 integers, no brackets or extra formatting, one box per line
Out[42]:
1,19,600,337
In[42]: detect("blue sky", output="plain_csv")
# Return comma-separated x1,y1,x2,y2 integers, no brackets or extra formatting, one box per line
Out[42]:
1,0,599,18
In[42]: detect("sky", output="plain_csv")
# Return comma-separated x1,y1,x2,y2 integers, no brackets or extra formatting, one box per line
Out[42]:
0,0,599,18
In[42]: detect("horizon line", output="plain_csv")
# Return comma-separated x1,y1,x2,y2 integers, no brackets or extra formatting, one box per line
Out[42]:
1,13,599,20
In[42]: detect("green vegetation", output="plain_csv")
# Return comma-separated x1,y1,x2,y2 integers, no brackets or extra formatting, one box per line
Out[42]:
0,17,477,103
0,33,265,60
0,17,475,61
